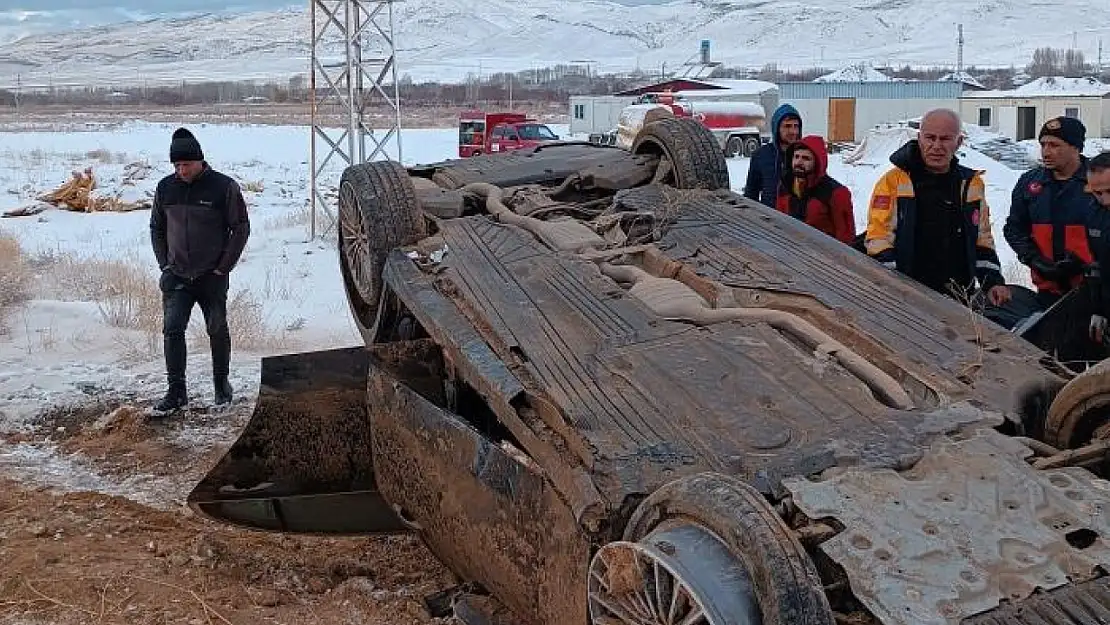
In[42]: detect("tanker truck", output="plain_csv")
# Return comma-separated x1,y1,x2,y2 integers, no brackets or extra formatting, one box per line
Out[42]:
595,92,769,157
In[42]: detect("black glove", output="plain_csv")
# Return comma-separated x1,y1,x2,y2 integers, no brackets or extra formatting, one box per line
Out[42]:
1055,251,1085,278
1031,256,1065,282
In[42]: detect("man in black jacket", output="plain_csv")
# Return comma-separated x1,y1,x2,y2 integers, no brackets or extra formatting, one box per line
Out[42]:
1086,152,1110,345
150,128,251,413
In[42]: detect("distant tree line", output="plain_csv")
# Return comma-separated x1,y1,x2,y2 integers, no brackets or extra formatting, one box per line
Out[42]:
1,51,1107,109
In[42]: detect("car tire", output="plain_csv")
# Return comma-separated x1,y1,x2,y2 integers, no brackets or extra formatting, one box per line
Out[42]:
631,117,730,190
1044,358,1110,448
615,472,836,625
337,160,427,345
743,136,762,158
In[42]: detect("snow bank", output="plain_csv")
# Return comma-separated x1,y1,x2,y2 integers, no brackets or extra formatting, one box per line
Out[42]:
842,126,917,165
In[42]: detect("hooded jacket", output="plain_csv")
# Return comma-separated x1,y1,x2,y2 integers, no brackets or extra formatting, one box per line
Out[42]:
774,135,856,244
865,139,1004,295
743,104,801,206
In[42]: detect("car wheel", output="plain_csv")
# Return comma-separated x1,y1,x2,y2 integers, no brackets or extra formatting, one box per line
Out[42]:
631,117,730,191
337,161,427,345
743,136,762,158
725,136,742,158
588,472,835,625
1044,358,1110,448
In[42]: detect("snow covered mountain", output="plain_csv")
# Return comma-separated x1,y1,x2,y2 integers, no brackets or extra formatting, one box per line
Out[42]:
1,0,1108,87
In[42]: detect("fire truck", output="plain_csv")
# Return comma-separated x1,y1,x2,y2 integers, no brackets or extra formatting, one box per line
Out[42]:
458,110,561,158
597,92,769,158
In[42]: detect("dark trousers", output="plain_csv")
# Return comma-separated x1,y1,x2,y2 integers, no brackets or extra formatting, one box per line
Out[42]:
1010,284,1110,371
160,271,231,389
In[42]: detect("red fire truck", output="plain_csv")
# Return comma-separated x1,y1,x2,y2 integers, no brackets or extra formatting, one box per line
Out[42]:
458,110,561,158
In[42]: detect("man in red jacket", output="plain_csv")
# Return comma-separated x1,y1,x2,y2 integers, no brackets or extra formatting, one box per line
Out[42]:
775,135,856,244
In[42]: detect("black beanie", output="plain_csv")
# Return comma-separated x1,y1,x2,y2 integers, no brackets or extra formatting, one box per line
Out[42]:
1039,116,1086,151
169,127,204,163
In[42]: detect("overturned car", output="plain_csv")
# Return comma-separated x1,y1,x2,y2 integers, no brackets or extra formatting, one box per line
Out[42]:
189,118,1110,625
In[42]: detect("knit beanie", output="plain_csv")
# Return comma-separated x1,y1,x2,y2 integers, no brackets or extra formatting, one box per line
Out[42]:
169,127,204,163
1039,116,1085,151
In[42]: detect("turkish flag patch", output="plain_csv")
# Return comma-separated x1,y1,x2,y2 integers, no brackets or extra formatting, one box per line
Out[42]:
970,209,980,226
1028,181,1043,195
872,195,891,209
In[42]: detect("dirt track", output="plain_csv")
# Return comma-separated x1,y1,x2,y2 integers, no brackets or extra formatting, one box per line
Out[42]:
0,399,456,625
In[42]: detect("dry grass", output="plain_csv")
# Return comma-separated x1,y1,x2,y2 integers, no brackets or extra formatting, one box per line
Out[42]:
30,251,288,354
265,201,312,231
0,229,33,334
187,288,291,351
83,149,130,165
33,250,161,334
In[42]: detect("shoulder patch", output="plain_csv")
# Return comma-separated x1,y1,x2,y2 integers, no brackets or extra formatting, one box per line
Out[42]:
871,195,892,209
1028,181,1043,195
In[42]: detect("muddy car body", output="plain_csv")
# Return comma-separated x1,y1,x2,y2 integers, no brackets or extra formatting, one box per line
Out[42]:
189,119,1110,625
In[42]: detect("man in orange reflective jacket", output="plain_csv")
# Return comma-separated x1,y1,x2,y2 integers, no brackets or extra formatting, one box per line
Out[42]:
1004,116,1096,309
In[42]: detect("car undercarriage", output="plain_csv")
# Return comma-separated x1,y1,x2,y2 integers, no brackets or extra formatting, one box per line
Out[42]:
188,118,1110,625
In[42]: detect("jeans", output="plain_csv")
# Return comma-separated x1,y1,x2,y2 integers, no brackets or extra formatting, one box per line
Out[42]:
160,270,231,389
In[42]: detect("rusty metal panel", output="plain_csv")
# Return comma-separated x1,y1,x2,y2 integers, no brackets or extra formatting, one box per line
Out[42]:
962,575,1110,624
959,572,1110,621
784,428,1110,624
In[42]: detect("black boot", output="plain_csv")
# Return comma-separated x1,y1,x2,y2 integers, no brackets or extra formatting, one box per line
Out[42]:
155,333,189,414
211,333,232,405
153,383,188,413
214,375,233,405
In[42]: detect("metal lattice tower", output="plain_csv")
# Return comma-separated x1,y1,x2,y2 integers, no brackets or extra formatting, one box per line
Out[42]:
309,0,402,239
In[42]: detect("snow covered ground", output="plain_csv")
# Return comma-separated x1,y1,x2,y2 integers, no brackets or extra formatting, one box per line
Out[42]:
0,118,1101,499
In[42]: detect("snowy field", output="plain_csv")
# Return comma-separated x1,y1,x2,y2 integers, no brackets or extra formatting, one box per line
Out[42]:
0,119,1105,496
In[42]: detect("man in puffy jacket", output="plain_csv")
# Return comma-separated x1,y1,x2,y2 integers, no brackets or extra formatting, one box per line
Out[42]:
743,103,801,206
865,109,1010,307
775,135,855,244
1004,116,1096,310
150,128,251,413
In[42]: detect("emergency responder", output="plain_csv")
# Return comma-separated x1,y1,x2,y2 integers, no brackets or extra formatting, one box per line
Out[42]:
743,104,802,207
1003,116,1095,310
865,108,1010,308
775,135,856,244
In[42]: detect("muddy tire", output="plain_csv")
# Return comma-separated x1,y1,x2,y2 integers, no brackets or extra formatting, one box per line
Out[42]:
338,161,427,345
1044,359,1110,448
631,117,730,190
620,472,835,625
725,136,742,158
743,136,761,158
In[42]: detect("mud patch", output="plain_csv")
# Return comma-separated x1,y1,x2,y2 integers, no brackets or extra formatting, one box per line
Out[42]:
0,478,455,625
0,394,247,511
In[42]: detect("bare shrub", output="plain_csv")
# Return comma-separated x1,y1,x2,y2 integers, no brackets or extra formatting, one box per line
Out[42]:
83,149,128,164
0,229,33,333
30,250,162,350
265,201,312,230
188,287,289,351
93,261,163,334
